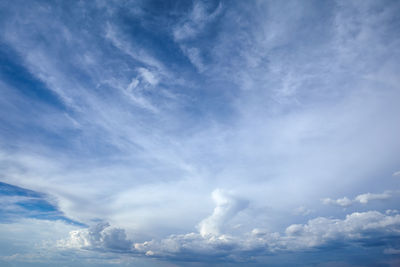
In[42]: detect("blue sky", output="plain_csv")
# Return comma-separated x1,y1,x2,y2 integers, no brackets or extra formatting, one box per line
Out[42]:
1,0,400,266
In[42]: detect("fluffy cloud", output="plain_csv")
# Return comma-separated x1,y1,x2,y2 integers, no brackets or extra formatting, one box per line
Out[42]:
14,212,398,263
323,191,395,207
130,209,400,262
57,189,400,263
59,222,132,252
355,192,392,204
197,189,248,237
283,211,400,250
322,197,353,207
293,206,313,216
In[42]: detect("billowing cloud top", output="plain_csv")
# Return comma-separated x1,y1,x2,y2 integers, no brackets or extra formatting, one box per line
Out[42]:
0,0,400,266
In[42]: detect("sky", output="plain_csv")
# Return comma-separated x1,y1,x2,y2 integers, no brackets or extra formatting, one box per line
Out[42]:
0,0,400,266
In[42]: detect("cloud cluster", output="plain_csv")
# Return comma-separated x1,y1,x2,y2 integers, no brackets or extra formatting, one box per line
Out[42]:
323,191,395,207
59,222,132,252
283,210,400,250
58,190,400,263
58,209,400,263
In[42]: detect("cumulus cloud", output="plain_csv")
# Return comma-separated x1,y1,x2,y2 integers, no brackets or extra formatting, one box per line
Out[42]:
386,209,399,215
294,206,313,216
355,191,392,204
322,197,353,207
58,189,250,260
59,222,132,252
128,209,400,262
56,189,400,263
323,191,395,207
197,189,248,237
283,211,400,250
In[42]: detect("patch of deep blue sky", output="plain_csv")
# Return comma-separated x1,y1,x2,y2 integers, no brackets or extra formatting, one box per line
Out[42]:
0,44,74,152
0,182,83,225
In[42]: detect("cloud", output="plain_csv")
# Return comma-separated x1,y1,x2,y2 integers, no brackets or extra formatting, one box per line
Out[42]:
137,68,159,86
393,171,400,177
173,1,222,42
294,206,313,216
384,248,400,255
0,218,78,262
355,191,392,204
0,218,155,266
59,222,132,252
130,210,400,262
1,1,400,266
56,189,400,263
197,189,248,237
283,211,400,250
180,45,206,73
105,24,165,73
172,1,221,73
323,191,395,207
322,197,353,207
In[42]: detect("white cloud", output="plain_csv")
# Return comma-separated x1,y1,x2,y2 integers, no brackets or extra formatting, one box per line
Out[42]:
322,197,353,207
384,248,400,255
59,222,132,252
282,211,400,250
393,171,400,177
386,209,399,215
128,210,400,260
126,78,139,93
105,24,165,73
55,188,400,261
137,68,159,86
180,45,206,73
355,191,392,204
198,189,248,237
323,191,395,207
173,1,222,42
294,206,313,216
172,2,221,74
0,218,157,266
